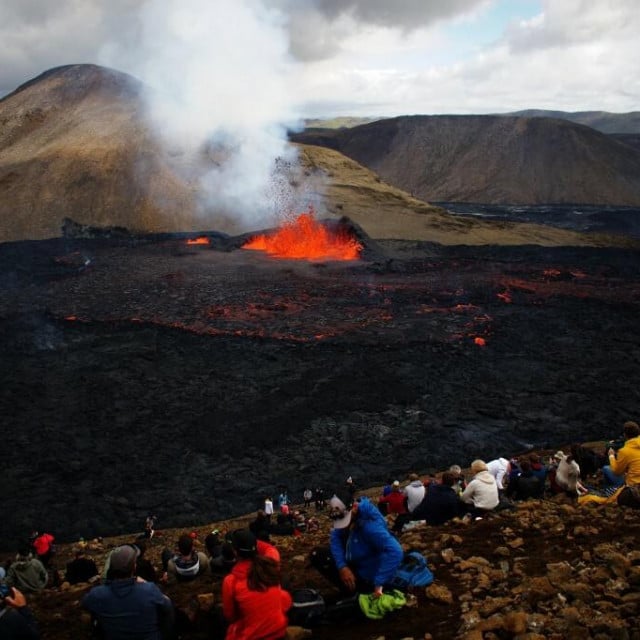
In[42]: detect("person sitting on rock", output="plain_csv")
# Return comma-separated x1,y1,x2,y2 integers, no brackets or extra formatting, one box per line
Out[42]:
222,529,290,640
249,510,271,542
394,472,464,532
378,481,408,515
310,496,403,598
486,458,511,492
505,459,544,500
162,534,210,585
603,421,640,488
460,460,500,517
448,465,467,496
82,545,174,639
65,548,99,585
553,451,589,496
528,453,548,490
404,473,426,513
0,586,40,639
6,548,48,593
132,540,157,584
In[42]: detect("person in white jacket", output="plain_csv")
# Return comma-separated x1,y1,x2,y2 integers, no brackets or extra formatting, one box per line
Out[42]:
404,473,426,513
487,457,511,491
461,460,500,516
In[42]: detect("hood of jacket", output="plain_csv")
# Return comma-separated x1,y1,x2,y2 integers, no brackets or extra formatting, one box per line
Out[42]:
625,436,640,450
475,470,496,485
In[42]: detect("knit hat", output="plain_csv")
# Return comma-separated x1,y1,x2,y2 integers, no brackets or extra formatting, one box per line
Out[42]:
110,545,139,573
329,496,352,529
231,529,257,558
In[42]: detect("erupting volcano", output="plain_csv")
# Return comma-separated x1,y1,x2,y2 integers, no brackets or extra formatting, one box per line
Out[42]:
242,210,362,261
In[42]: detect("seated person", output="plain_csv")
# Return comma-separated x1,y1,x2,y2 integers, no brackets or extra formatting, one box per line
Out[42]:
65,548,99,585
377,481,408,515
249,511,271,542
553,452,588,496
310,496,403,598
486,458,511,492
162,534,210,584
83,545,174,639
505,459,543,500
132,540,157,583
448,465,467,496
604,421,640,488
205,529,226,573
6,549,48,593
392,472,463,533
30,533,55,568
222,529,290,640
528,453,548,487
460,460,500,517
0,586,40,639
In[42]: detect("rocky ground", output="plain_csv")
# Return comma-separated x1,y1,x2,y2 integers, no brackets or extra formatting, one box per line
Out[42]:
1,229,639,548
7,473,640,640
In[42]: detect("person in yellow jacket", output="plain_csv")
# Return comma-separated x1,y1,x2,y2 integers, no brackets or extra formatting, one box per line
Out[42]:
606,421,640,485
580,421,640,506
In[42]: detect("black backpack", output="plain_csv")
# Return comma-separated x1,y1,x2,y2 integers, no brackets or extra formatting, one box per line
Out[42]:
288,588,326,627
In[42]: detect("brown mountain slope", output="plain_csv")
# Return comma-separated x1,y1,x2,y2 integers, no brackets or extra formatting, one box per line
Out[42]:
291,115,640,206
0,64,203,243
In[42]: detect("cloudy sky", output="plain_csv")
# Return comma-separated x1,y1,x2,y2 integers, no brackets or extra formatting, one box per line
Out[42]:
1,0,638,118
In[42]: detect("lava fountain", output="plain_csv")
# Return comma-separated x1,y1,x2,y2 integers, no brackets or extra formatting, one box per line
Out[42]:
242,210,362,260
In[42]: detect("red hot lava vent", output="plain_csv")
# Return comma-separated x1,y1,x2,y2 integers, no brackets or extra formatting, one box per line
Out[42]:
242,210,362,261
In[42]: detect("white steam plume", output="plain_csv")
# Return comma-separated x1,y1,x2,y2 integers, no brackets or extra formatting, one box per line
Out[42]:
104,0,305,229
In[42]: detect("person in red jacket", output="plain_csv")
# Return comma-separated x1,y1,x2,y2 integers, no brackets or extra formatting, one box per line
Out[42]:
377,481,408,514
31,532,55,568
222,529,291,640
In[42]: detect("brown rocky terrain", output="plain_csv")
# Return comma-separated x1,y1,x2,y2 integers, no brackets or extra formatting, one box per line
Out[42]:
291,116,640,206
7,468,640,640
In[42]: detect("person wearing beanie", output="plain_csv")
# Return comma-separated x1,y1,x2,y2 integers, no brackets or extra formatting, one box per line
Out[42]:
460,460,500,516
222,529,291,640
82,545,174,640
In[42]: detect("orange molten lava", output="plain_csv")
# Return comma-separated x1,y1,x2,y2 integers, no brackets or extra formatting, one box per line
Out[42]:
187,237,210,245
242,211,362,261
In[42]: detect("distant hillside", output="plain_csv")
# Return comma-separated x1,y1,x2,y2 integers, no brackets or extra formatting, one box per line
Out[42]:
611,134,640,154
303,116,383,129
291,115,640,206
504,109,640,134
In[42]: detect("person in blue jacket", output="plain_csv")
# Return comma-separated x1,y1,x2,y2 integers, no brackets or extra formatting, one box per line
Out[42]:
310,495,403,598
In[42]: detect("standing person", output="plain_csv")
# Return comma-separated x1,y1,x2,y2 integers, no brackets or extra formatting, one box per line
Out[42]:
378,481,407,515
263,497,274,525
314,488,325,511
0,586,40,639
82,545,174,640
222,529,290,640
460,460,500,517
310,496,403,598
604,421,640,487
303,488,313,509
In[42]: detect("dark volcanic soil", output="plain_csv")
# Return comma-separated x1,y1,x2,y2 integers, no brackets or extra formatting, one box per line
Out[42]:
1,232,639,549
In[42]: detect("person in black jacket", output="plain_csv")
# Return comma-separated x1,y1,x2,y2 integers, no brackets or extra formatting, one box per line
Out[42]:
0,586,40,639
505,459,544,500
65,549,99,584
392,472,463,533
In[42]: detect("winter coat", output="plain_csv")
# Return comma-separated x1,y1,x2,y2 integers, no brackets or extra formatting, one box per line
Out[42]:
404,480,426,513
461,471,500,510
505,471,543,500
0,606,40,640
608,436,640,485
82,578,173,640
222,573,291,640
413,483,463,525
6,556,48,593
555,455,582,494
378,490,407,514
166,550,210,584
487,458,511,490
330,497,403,588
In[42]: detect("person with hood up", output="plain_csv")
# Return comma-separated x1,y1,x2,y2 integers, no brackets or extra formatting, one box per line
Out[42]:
553,451,588,496
460,460,500,517
311,496,403,598
82,545,174,640
403,473,426,512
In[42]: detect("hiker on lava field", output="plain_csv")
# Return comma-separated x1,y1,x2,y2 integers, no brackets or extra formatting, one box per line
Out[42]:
505,459,544,500
460,460,500,517
404,472,426,512
310,496,403,598
486,457,511,492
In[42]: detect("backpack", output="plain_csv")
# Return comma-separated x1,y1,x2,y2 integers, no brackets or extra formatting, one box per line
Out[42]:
389,551,434,590
288,588,326,627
